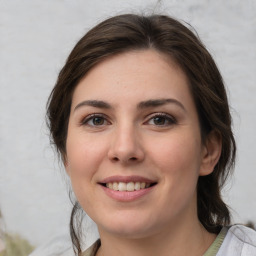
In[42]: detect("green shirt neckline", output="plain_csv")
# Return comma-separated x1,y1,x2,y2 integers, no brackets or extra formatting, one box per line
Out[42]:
203,226,228,256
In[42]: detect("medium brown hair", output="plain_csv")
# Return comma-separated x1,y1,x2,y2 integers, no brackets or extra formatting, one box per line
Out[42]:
47,14,236,255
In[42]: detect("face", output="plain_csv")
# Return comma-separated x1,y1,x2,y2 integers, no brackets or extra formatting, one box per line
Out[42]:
66,50,211,239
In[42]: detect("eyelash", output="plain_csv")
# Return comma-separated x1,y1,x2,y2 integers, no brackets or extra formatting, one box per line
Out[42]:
81,114,110,127
80,112,176,127
145,112,176,126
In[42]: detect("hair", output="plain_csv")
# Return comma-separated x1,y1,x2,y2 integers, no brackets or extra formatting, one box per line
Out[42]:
46,14,236,255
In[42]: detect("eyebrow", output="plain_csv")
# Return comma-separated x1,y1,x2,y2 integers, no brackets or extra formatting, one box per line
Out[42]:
74,100,111,111
74,98,186,112
137,98,186,111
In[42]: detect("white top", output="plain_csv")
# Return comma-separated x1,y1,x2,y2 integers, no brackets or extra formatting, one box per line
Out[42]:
217,225,256,255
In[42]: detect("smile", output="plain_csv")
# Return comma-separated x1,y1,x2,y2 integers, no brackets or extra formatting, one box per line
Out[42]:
105,181,153,191
99,176,157,201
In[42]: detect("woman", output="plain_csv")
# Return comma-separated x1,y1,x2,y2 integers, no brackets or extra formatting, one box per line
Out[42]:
46,14,256,255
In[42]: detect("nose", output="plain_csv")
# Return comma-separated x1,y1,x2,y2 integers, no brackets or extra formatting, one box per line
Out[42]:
107,124,145,164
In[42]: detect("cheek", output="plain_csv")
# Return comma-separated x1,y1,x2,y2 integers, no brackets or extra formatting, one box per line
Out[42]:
150,134,201,167
66,134,107,181
148,132,202,190
65,136,107,208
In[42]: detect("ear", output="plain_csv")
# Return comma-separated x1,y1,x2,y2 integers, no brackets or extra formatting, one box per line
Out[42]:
199,130,222,176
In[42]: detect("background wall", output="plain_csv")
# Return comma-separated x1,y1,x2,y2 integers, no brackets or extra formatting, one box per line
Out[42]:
0,0,255,251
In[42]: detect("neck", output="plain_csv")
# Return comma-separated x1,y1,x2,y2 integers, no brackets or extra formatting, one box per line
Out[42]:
96,217,216,256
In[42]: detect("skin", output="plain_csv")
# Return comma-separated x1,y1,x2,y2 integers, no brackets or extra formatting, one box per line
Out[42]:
65,50,222,255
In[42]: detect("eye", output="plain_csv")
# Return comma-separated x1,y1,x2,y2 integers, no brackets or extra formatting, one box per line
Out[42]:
146,113,176,126
81,114,110,127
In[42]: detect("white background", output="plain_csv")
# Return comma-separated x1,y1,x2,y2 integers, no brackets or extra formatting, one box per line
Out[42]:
0,0,256,249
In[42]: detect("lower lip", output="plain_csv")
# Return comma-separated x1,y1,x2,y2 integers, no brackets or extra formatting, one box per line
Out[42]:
101,185,155,202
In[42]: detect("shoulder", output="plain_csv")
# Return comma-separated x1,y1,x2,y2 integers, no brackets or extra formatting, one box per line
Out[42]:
217,225,256,256
229,225,256,243
82,240,101,256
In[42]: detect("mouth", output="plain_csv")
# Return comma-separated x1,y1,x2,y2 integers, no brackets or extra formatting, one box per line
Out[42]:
100,181,157,192
99,176,157,201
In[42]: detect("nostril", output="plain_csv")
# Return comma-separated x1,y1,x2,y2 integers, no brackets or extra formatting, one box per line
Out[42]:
111,156,137,163
113,157,119,162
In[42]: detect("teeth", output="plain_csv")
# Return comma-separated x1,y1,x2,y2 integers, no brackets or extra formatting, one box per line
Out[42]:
113,182,118,191
135,182,140,191
140,182,146,189
105,181,152,191
118,182,126,191
127,182,134,191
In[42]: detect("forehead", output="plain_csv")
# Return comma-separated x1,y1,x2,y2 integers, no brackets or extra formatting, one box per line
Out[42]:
71,49,193,109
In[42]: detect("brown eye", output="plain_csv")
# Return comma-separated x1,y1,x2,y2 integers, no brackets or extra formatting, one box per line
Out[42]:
153,116,167,125
82,114,109,127
147,113,176,126
92,117,105,125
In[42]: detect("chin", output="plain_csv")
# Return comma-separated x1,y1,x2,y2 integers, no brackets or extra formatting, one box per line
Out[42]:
99,215,157,239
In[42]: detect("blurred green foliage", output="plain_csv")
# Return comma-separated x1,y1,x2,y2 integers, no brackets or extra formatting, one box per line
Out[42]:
0,233,34,256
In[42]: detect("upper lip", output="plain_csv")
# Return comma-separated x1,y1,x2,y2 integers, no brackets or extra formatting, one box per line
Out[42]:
99,175,157,184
